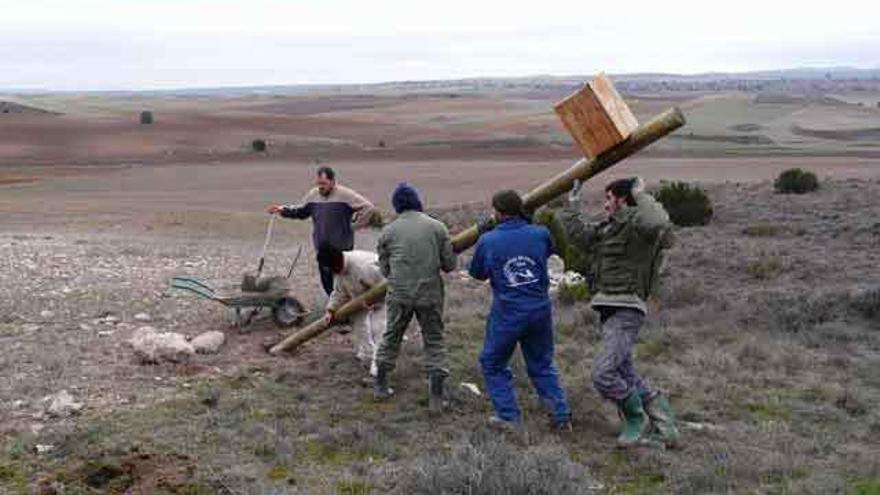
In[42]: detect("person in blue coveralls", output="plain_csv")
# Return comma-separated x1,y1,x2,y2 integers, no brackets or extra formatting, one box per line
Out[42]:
468,189,572,432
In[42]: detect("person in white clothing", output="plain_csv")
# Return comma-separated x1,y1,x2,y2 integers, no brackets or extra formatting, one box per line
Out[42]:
319,247,387,376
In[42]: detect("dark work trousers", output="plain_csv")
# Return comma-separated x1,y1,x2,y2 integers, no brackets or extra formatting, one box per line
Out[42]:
317,257,335,296
591,307,654,402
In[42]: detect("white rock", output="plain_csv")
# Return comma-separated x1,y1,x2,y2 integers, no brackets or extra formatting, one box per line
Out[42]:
547,254,565,279
35,444,55,454
40,310,55,319
97,330,115,337
460,382,482,397
79,323,92,332
680,421,724,432
45,390,84,418
127,326,194,364
134,312,152,322
23,324,41,333
103,315,121,325
550,270,586,288
191,331,226,354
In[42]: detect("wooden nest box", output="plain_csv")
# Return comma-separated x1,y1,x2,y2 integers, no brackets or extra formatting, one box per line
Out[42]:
554,73,638,159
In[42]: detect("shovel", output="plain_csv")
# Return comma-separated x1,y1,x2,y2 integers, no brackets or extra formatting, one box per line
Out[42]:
242,214,277,292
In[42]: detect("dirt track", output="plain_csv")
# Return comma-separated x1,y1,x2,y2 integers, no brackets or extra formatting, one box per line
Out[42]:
3,156,880,234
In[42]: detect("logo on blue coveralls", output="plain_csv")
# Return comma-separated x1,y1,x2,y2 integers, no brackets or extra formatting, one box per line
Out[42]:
503,256,540,287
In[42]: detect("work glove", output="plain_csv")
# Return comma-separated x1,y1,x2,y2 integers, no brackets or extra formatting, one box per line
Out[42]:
630,177,645,195
475,213,495,235
568,179,584,204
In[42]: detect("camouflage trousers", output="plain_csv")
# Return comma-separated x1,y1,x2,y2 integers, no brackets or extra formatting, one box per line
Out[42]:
591,307,654,402
375,301,448,376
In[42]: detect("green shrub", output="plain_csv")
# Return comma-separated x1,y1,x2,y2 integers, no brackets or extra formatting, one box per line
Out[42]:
774,168,819,194
557,280,590,305
252,139,268,152
367,209,384,228
850,287,880,319
532,208,590,276
139,110,153,124
653,181,713,227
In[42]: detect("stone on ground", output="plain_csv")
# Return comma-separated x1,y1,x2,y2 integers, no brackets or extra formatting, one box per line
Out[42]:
190,330,226,354
128,326,194,364
45,390,84,418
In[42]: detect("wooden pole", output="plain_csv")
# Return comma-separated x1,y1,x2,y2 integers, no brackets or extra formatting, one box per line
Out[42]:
269,107,685,355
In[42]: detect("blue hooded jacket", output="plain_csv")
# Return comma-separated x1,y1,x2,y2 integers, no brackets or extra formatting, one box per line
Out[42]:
469,218,555,320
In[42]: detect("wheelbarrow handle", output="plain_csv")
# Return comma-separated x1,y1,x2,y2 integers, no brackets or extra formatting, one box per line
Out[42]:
170,277,218,300
256,214,277,277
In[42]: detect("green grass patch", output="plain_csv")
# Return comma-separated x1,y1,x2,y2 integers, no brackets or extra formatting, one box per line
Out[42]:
266,465,293,481
635,336,668,361
336,479,373,494
302,440,370,466
0,462,26,492
853,479,880,495
745,401,791,421
743,224,783,237
748,256,784,280
614,472,666,495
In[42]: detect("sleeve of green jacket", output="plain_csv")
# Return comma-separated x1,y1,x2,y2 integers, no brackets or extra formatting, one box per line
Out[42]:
377,228,391,278
632,192,671,240
559,203,602,253
437,222,457,273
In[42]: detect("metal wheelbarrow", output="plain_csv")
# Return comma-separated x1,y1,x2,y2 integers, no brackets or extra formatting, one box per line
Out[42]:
170,215,309,329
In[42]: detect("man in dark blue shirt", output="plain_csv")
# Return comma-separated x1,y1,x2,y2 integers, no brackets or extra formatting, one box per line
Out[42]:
469,190,571,432
268,166,374,295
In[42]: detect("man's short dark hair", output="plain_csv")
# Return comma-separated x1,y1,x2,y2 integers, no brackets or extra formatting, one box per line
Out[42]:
492,189,525,218
316,166,336,181
605,178,637,206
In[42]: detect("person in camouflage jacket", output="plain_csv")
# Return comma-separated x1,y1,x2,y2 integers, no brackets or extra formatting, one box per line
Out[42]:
561,176,679,448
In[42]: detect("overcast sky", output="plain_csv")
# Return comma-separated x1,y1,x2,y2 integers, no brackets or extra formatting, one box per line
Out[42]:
2,0,878,90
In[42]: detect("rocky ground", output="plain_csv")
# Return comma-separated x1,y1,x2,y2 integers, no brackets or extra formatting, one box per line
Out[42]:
0,178,879,494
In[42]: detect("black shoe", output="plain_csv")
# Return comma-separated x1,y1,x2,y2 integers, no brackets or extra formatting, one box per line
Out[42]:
552,419,573,434
488,415,524,433
428,373,446,413
373,367,394,400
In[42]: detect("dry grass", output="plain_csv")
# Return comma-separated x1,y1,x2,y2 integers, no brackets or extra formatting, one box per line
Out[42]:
1,179,880,493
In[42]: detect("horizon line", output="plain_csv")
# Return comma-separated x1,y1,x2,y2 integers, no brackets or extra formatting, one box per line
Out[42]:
3,65,879,95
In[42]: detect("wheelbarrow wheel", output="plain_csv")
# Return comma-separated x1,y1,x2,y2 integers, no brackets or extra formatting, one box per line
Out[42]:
272,297,305,328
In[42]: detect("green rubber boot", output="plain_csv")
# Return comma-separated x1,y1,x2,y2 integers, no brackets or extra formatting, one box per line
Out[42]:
644,393,680,447
617,392,649,448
